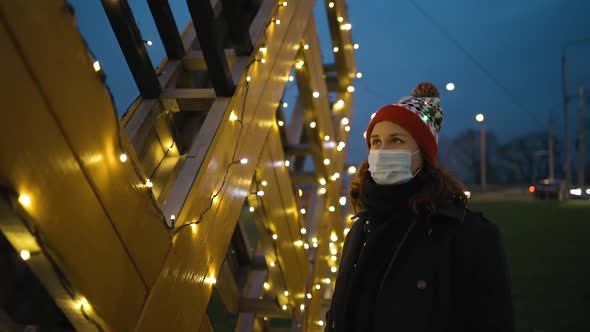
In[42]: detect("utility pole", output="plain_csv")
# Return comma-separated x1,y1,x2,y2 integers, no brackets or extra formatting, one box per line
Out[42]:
548,112,555,181
578,86,585,187
561,55,571,197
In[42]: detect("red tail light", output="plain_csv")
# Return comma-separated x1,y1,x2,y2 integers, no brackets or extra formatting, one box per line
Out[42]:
528,186,536,193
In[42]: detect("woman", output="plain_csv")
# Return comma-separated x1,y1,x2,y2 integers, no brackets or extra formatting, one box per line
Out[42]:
326,83,514,331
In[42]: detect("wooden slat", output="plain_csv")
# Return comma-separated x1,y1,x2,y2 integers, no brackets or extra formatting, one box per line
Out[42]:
147,0,185,60
0,4,151,329
183,49,237,71
161,88,217,111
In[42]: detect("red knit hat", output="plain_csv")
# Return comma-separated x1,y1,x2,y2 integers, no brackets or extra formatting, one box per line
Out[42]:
365,82,444,161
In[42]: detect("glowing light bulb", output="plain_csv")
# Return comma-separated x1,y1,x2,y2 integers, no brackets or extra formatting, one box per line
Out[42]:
283,102,288,108
300,208,307,214
313,91,320,98
318,320,325,327
344,228,350,235
356,72,363,79
282,1,287,6
354,43,360,49
304,243,310,249
295,60,305,69
315,284,321,290
119,153,128,162
323,158,331,165
282,304,288,310
331,267,338,273
294,240,304,247
229,111,238,121
270,261,276,267
341,117,349,125
257,190,265,196
300,304,305,311
284,290,289,296
240,158,249,164
347,85,355,93
278,120,284,127
348,166,357,174
249,207,255,212
328,2,334,8
259,47,267,53
331,255,337,261
446,82,455,91
288,75,294,81
246,76,251,82
331,233,338,242
331,248,338,255
78,298,90,310
275,19,281,25
260,58,266,64
303,44,309,50
329,206,336,212
339,196,347,206
345,125,351,132
93,60,101,72
262,180,268,187
324,135,330,141
319,178,327,185
285,160,291,167
340,23,352,30
337,16,344,22
310,121,317,128
300,228,307,234
20,250,31,261
264,282,270,290
18,194,31,207
146,179,153,188
272,234,278,240
333,46,339,53
318,187,327,195
146,40,153,46
307,293,312,299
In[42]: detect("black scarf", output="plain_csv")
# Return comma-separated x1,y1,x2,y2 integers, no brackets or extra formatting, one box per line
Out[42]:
361,176,421,223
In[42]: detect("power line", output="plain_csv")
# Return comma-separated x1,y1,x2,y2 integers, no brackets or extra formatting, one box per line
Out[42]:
405,0,543,126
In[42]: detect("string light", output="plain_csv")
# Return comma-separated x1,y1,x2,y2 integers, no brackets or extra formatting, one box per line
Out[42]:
77,298,90,310
260,58,266,64
284,290,289,296
344,125,351,132
331,233,338,242
274,19,281,25
330,248,337,256
323,278,331,284
313,91,320,98
257,190,265,196
300,304,305,311
347,85,355,92
347,166,357,174
204,277,217,285
262,180,268,187
288,75,294,81
283,102,288,108
356,72,363,78
20,250,31,261
334,99,345,110
318,320,325,327
119,153,127,162
278,120,284,127
331,267,338,273
323,158,331,165
303,243,309,249
337,16,344,22
341,117,349,125
309,121,317,128
329,206,335,212
294,240,304,247
354,43,360,49
272,234,278,240
303,44,309,50
18,194,31,207
315,284,321,290
340,23,352,30
318,187,327,195
300,228,307,234
259,46,268,53
324,135,330,141
93,60,101,72
246,76,252,82
264,282,270,290
281,1,288,6
307,293,312,299
240,158,249,164
300,208,306,214
312,237,318,243
298,189,303,197
145,40,153,46
333,46,339,53
328,2,334,8
270,261,276,267
339,196,347,206
295,60,305,69
319,178,327,185
331,255,337,261
146,179,153,188
282,305,288,311
249,207,255,212
344,228,350,235
284,160,291,167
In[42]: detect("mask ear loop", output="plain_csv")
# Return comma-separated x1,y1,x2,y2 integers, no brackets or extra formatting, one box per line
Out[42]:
410,150,424,177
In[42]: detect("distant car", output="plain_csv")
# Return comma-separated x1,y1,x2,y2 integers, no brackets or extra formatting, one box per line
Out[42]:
569,187,590,200
529,179,560,200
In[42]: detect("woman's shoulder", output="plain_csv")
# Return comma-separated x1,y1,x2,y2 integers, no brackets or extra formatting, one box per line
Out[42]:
452,208,505,252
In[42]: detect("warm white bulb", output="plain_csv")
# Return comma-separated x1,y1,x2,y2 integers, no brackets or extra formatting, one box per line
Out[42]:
331,233,338,242
312,237,318,243
303,44,309,50
304,243,310,249
282,305,288,310
446,82,455,91
300,208,307,214
329,242,335,248
272,234,278,240
329,206,336,212
341,117,349,125
295,60,305,69
259,47,267,53
249,206,255,212
257,190,265,196
340,23,352,30
283,102,288,108
275,19,281,25
315,284,321,290
93,60,101,72
331,248,337,256
333,46,339,53
284,290,289,296
323,158,331,165
344,228,350,235
246,76,251,82
282,1,288,6
278,120,284,127
319,187,327,195
146,40,153,46
270,261,276,267
339,196,347,206
20,250,31,261
354,43,360,49
294,240,304,247
337,16,344,22
229,111,238,121
18,194,31,207
345,125,351,132
300,304,305,311
307,293,312,299
324,135,330,141
310,121,317,128
262,180,268,187
146,179,153,188
331,255,337,261
356,72,363,79
328,2,334,8
119,153,128,162
476,113,485,122
347,85,355,93
313,242,318,248
347,166,357,174
331,266,338,273
264,282,270,290
260,58,266,64
313,91,320,98
334,99,345,110
319,178,327,185
240,158,248,164
285,160,291,167
300,228,307,234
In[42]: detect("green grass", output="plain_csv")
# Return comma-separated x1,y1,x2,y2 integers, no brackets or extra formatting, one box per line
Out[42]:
469,200,590,332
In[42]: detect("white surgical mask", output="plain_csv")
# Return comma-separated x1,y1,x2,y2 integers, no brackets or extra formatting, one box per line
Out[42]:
368,149,422,185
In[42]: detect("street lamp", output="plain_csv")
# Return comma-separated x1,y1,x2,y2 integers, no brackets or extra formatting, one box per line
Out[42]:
476,113,486,190
561,37,590,198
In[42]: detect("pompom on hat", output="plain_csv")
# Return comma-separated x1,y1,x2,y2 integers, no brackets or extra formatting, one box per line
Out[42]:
365,82,444,161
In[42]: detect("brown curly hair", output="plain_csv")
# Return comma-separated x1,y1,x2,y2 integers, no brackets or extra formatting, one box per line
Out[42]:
350,82,467,214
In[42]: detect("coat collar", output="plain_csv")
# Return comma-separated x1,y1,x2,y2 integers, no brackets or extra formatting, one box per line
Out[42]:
350,200,466,224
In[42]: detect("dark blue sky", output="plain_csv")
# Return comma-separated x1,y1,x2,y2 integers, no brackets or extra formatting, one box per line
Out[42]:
72,0,590,165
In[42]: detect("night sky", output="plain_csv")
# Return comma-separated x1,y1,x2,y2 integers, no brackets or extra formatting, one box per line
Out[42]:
71,0,590,165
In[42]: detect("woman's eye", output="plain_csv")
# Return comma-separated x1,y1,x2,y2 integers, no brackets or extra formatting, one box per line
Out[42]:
391,138,403,144
371,139,381,145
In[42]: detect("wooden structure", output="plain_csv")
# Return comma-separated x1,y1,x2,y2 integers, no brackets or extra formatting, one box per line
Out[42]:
0,0,357,331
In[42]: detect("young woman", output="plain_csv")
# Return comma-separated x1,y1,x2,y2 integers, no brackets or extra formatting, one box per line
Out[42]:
326,83,514,331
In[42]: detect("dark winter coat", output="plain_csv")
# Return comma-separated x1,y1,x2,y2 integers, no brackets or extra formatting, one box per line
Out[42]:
325,203,514,332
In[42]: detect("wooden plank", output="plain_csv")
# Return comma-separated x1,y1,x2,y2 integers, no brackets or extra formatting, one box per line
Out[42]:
161,88,217,111
324,0,357,90
183,49,237,71
101,0,161,98
221,0,255,55
0,6,148,330
147,0,185,60
134,1,316,330
198,315,215,332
